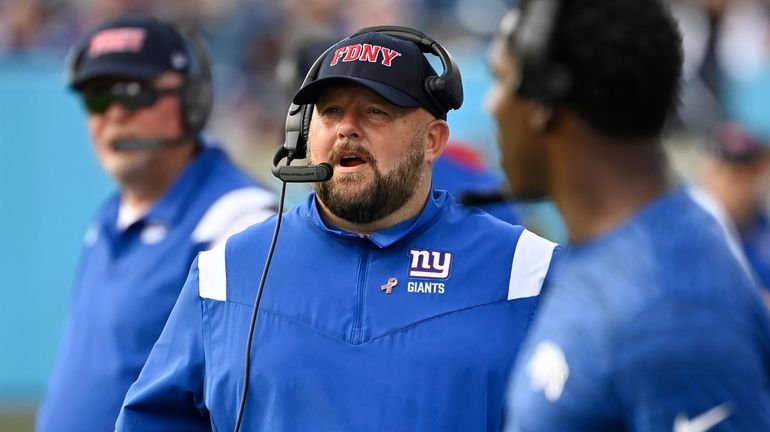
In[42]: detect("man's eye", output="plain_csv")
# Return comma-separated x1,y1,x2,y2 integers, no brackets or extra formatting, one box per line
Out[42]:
320,107,341,115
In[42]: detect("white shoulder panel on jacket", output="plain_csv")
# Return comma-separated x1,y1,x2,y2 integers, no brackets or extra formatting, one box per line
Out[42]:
192,187,275,248
508,229,558,300
198,239,227,301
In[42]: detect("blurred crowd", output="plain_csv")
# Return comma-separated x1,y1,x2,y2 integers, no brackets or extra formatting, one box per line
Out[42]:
1,0,766,163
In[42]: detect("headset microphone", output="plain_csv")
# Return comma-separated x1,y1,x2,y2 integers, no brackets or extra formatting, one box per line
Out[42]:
112,136,188,151
271,146,333,183
271,98,334,183
271,163,333,183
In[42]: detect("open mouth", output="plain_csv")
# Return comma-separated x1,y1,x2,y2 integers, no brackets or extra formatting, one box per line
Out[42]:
337,153,369,168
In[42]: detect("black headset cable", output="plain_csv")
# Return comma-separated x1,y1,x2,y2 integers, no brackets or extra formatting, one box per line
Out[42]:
233,175,289,432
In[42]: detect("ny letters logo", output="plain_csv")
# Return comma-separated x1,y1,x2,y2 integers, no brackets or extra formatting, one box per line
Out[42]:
408,249,452,279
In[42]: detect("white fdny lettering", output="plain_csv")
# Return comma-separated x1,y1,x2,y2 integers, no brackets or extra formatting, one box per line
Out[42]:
329,44,402,67
407,281,445,294
408,249,452,279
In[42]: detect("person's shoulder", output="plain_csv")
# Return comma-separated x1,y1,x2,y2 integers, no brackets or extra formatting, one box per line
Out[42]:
186,145,278,245
191,185,277,246
223,203,307,252
650,188,756,296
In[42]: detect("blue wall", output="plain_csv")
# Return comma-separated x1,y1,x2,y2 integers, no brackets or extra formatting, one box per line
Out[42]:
0,55,112,405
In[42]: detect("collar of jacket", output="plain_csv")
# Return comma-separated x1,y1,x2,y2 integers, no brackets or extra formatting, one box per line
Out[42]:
304,189,449,248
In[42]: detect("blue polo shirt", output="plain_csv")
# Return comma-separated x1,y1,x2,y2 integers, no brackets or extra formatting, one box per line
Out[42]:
37,144,275,432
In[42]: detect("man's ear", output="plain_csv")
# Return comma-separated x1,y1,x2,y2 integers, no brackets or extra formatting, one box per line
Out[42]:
528,103,554,133
424,119,450,163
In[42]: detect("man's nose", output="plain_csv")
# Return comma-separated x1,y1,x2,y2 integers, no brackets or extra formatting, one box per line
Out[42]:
336,110,362,140
103,100,131,119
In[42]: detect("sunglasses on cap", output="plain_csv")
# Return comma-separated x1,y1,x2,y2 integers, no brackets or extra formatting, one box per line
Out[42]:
80,81,182,114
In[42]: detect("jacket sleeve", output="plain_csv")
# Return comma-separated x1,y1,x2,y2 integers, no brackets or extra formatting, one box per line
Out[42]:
615,299,770,431
116,256,211,432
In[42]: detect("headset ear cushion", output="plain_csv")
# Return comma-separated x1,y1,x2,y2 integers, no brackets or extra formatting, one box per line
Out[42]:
175,27,214,136
182,77,213,133
66,42,87,89
541,65,571,106
425,75,462,114
300,104,313,148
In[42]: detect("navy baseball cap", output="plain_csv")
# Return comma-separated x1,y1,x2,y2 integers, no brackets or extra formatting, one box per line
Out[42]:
70,16,190,89
292,31,446,119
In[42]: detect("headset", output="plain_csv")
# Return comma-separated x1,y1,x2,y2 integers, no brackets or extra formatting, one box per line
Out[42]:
512,0,572,106
176,27,214,140
67,17,213,150
271,25,464,183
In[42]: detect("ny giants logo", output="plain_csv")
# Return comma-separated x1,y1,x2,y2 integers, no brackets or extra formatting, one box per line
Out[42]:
329,44,401,67
88,28,147,57
408,249,452,279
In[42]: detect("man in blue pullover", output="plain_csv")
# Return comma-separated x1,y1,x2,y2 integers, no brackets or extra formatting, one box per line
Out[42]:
116,27,559,431
37,16,275,432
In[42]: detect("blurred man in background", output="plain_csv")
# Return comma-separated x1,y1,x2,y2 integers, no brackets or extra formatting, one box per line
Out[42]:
487,0,770,430
703,121,770,294
37,15,275,432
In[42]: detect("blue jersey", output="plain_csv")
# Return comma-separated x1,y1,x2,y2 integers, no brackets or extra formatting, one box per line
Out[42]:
506,187,770,431
38,144,275,432
116,190,559,431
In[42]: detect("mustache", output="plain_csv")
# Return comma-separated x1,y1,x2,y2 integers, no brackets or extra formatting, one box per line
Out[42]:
327,140,377,165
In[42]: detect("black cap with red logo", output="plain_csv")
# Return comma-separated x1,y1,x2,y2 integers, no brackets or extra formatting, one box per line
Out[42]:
292,31,447,119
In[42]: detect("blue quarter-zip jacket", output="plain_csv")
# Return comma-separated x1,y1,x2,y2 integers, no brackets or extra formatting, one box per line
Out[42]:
117,189,559,431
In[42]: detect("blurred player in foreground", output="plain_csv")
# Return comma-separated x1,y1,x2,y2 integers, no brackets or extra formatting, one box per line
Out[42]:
487,0,770,430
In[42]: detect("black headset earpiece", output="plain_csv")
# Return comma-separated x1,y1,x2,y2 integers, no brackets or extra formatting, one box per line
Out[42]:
352,25,463,115
513,0,572,106
271,43,335,183
274,25,463,182
173,26,213,138
65,39,87,89
279,42,335,162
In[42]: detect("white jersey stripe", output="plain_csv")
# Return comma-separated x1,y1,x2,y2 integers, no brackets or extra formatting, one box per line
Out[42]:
508,230,557,300
192,187,276,247
198,240,227,301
